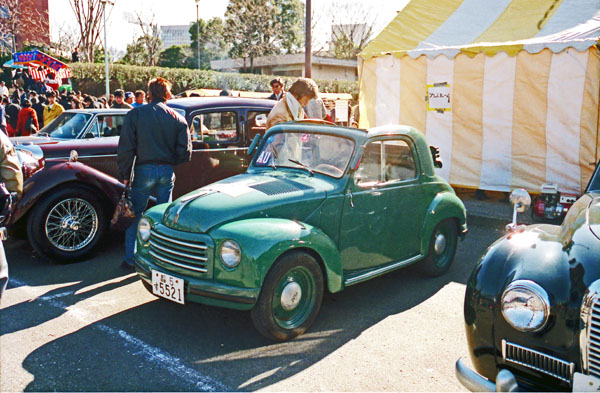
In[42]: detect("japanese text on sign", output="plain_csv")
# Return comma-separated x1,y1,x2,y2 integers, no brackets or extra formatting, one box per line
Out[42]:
426,84,451,112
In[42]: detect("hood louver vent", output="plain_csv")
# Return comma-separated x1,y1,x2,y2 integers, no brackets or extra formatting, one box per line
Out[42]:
250,179,313,196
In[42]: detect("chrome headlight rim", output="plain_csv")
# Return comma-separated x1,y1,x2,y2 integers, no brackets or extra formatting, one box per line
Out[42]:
501,279,550,332
220,239,241,269
138,217,151,243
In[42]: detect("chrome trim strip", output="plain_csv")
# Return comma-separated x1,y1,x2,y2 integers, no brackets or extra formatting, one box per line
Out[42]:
150,230,207,250
502,339,574,383
191,147,248,153
343,254,423,286
46,147,248,160
149,250,208,273
149,239,207,261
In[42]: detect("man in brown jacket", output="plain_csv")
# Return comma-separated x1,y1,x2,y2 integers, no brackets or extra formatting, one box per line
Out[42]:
266,78,318,130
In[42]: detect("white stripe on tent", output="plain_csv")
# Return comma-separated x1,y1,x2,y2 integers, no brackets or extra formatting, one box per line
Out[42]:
411,0,511,58
536,0,600,37
425,55,454,181
545,49,589,194
375,55,401,126
479,52,515,192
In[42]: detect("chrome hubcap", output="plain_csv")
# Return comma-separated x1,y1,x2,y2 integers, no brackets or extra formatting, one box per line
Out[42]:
434,233,446,255
45,198,98,252
280,281,302,311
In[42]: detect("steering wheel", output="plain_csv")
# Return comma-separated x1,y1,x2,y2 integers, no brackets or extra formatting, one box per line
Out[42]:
314,164,343,177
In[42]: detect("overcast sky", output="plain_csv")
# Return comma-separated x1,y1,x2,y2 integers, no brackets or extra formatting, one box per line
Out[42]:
48,0,407,56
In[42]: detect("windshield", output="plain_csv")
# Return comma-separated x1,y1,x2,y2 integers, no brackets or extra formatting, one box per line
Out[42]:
253,131,355,178
42,112,93,139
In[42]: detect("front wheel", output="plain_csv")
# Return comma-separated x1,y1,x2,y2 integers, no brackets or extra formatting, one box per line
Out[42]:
27,186,108,262
418,219,458,277
251,251,324,341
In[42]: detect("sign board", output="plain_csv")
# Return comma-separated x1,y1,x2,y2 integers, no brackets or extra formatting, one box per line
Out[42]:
427,83,451,112
335,100,349,122
12,50,67,72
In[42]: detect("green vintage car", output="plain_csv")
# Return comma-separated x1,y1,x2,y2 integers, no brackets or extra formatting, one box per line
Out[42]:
134,121,468,341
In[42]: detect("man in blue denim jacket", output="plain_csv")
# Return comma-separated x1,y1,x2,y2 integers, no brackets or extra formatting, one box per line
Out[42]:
117,77,192,270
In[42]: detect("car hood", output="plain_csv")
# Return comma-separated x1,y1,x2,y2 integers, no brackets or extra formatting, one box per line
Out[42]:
161,173,334,233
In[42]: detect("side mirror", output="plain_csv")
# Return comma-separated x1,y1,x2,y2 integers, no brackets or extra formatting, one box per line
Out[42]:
247,134,262,157
506,189,531,232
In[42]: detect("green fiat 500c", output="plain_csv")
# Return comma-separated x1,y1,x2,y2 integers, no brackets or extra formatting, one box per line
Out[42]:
134,122,468,341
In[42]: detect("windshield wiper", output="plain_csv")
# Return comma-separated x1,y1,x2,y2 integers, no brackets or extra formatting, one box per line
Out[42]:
288,159,314,176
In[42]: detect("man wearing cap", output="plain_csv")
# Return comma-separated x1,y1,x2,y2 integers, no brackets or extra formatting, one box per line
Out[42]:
0,81,8,98
111,89,133,109
124,91,135,106
43,91,64,126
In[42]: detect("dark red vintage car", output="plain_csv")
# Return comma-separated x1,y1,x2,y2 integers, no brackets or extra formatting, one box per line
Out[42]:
11,97,275,262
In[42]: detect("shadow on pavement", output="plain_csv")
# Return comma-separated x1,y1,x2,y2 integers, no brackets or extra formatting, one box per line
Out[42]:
7,222,504,391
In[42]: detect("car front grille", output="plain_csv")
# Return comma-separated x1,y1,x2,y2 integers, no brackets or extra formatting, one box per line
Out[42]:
581,281,600,379
149,227,209,273
502,340,574,383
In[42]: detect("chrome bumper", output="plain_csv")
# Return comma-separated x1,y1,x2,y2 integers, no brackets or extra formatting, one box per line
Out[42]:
455,358,518,392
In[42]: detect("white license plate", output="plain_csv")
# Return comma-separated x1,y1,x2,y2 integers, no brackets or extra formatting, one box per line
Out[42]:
151,270,185,304
573,372,600,392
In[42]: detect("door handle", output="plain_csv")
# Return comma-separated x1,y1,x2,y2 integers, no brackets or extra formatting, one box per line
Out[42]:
348,189,355,208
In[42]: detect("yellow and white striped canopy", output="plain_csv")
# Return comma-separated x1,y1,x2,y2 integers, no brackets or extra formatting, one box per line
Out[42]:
361,0,600,60
359,0,600,194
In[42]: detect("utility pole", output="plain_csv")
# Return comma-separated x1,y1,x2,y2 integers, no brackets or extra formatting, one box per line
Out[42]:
195,0,200,69
305,0,311,78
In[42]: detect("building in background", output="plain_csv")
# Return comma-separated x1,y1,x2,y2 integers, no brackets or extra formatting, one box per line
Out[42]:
160,25,191,50
210,53,357,81
0,0,50,53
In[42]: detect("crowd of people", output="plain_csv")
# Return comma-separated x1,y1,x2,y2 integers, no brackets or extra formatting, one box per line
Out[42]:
0,79,149,137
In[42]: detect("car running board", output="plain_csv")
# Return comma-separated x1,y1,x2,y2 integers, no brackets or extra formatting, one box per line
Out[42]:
343,254,424,286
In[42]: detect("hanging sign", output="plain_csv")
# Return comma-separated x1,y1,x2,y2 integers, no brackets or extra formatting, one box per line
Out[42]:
426,82,451,112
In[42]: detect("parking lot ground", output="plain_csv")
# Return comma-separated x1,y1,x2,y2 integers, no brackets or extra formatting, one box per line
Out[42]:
1,217,505,392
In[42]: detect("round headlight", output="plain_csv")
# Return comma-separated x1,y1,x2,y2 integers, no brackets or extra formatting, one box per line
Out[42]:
220,240,241,268
501,280,550,332
138,217,151,243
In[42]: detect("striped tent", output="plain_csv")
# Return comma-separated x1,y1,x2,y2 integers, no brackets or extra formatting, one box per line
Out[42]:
358,0,600,194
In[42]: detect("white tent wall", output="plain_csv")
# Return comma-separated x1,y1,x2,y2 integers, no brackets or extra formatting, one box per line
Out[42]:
358,46,600,194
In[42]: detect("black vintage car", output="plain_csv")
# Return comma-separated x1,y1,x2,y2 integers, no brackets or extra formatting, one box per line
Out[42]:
456,163,600,391
10,97,275,262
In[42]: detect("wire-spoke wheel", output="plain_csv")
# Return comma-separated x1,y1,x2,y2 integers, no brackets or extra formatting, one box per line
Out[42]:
251,251,324,341
28,186,107,262
45,198,98,251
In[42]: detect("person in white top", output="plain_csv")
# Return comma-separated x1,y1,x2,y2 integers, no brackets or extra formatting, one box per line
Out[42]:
0,81,8,99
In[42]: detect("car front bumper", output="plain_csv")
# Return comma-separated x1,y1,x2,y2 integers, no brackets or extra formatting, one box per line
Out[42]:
455,358,518,392
135,254,260,311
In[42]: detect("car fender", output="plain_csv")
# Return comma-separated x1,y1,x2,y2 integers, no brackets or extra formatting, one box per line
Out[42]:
209,218,344,294
12,161,123,223
420,191,467,255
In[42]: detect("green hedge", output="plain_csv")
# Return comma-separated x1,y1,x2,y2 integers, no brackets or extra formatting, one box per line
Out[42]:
70,63,358,102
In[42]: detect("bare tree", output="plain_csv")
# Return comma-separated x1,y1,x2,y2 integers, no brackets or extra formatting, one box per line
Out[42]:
132,11,162,67
69,0,115,63
0,0,49,53
51,23,80,54
318,1,378,58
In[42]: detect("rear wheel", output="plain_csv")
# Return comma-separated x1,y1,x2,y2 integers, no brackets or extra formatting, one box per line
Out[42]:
418,219,458,277
251,251,324,341
27,186,108,262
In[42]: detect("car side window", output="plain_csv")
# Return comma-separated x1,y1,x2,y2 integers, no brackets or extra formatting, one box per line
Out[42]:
246,111,269,140
190,111,238,143
355,139,416,187
93,115,125,137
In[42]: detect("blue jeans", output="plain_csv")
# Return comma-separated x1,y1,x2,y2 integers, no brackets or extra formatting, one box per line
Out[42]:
124,164,175,265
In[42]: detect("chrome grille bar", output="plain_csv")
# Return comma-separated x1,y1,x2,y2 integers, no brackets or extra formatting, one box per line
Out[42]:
148,228,209,274
502,340,574,383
